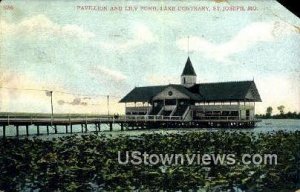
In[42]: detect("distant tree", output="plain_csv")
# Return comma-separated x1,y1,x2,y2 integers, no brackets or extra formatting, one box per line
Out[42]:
277,105,285,115
266,106,273,118
293,112,297,118
286,111,292,118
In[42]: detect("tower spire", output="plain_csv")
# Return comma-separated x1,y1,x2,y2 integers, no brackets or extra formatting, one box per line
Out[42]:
181,56,197,87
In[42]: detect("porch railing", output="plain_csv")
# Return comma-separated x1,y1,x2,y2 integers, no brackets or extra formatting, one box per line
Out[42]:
195,116,241,120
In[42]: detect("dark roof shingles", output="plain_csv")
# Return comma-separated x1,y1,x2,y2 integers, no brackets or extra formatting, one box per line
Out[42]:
181,57,196,76
193,81,261,101
169,84,202,101
120,81,262,103
119,86,166,102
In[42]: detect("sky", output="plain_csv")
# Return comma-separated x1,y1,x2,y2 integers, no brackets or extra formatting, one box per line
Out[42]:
0,0,299,115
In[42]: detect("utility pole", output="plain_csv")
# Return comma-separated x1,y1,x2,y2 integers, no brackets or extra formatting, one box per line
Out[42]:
46,90,54,125
50,91,54,125
107,95,110,117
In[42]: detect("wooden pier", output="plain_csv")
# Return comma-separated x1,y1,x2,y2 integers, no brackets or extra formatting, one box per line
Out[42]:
0,114,260,138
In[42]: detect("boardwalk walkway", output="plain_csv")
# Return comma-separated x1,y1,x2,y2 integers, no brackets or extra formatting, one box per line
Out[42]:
0,114,260,138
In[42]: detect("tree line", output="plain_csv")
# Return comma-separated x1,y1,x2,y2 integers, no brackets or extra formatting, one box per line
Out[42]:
256,105,300,119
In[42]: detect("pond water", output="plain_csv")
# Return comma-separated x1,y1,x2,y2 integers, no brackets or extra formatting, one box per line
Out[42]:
1,119,299,139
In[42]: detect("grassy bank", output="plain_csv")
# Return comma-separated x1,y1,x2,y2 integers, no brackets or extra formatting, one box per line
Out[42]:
0,131,299,191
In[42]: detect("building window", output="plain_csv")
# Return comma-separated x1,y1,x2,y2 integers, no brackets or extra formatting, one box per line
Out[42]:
168,91,173,96
183,77,186,84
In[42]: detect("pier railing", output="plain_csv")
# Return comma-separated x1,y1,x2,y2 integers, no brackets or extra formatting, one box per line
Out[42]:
0,113,259,138
0,114,185,125
122,115,182,121
0,113,258,124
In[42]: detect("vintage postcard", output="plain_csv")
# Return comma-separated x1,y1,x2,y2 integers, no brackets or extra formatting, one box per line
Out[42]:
0,0,299,191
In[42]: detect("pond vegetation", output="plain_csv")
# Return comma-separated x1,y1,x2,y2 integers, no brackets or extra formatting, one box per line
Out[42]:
0,131,299,191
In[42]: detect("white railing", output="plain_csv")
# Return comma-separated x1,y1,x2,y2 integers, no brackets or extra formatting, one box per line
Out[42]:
196,116,240,120
157,107,164,116
126,106,150,114
163,116,182,120
120,115,182,121
169,105,177,117
182,106,190,120
0,114,258,126
191,105,254,111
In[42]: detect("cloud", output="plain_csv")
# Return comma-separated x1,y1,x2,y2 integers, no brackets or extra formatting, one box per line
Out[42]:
0,70,56,98
90,66,127,82
58,98,88,106
146,74,179,85
88,66,130,96
100,23,156,52
0,70,124,114
0,14,95,40
177,21,299,63
0,70,65,112
255,75,300,114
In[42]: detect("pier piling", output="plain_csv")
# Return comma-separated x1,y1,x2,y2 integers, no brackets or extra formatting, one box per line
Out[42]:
3,125,6,138
85,123,88,133
37,125,40,136
26,125,29,136
109,122,113,131
16,125,19,137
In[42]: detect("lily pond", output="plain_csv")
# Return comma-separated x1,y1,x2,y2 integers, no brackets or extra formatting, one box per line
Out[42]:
0,119,300,191
1,119,300,138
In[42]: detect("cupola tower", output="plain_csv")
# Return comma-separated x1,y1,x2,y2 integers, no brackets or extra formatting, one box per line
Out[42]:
181,57,197,87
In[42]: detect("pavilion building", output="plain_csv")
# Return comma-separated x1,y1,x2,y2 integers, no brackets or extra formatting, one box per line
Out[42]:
120,57,261,122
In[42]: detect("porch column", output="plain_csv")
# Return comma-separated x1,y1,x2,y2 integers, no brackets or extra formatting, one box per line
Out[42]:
125,103,127,115
146,102,148,114
220,101,223,116
254,102,255,120
238,101,241,120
